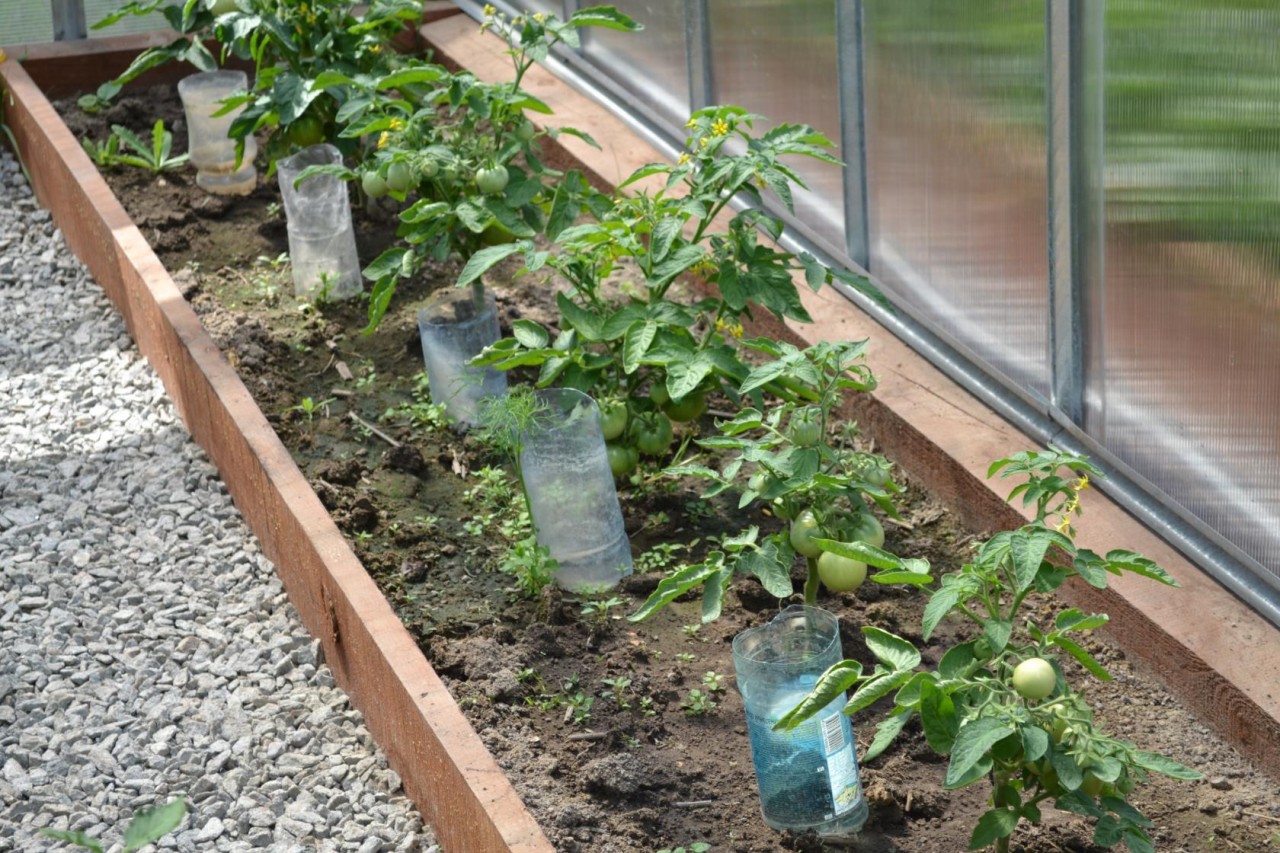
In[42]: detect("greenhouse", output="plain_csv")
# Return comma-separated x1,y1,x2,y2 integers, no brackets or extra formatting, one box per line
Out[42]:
2,2,1277,851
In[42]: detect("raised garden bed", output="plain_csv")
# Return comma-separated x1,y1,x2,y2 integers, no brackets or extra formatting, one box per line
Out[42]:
3,20,1279,853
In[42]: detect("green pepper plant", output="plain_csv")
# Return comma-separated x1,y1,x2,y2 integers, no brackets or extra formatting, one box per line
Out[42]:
350,5,640,332
774,448,1202,853
470,105,885,464
628,339,930,624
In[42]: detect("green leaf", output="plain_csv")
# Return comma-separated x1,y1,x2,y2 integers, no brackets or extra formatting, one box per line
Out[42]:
569,5,643,31
1104,550,1178,586
1093,815,1125,847
700,566,731,623
458,244,522,288
511,320,548,349
864,710,911,762
556,292,605,341
122,799,187,852
650,215,682,263
1020,724,1050,761
922,587,961,641
846,669,915,715
1010,529,1051,593
1122,828,1156,853
666,353,714,401
862,626,921,671
870,570,934,586
1073,549,1111,588
811,537,918,572
1050,746,1085,791
1050,635,1112,682
983,619,1012,655
968,808,1020,850
737,546,793,599
938,640,981,679
918,679,958,754
39,829,104,853
1055,608,1110,633
376,66,447,91
1131,750,1203,780
628,561,722,622
945,717,1015,787
622,321,657,374
773,661,862,731
362,247,410,281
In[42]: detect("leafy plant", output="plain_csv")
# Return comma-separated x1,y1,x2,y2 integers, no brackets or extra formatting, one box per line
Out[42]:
287,395,334,424
775,448,1202,853
345,5,639,332
42,799,187,853
499,533,557,598
107,121,190,175
657,845,710,853
472,106,885,455
681,688,717,717
631,339,927,624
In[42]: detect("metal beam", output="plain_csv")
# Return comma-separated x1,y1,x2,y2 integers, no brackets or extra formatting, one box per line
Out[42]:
51,0,88,41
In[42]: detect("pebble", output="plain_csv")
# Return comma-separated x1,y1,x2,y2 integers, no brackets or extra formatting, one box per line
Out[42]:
0,149,436,851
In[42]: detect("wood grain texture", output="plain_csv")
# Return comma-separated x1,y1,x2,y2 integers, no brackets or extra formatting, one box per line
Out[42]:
2,50,554,853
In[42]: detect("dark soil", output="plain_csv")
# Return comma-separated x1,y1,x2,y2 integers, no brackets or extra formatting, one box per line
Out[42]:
57,84,1280,853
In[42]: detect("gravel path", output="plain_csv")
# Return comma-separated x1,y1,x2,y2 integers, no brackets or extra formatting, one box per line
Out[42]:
0,151,437,852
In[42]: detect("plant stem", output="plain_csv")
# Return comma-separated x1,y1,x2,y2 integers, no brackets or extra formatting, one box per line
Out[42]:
996,836,1010,853
804,556,820,605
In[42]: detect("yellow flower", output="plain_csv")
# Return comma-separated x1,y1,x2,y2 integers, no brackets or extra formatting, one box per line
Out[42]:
0,49,7,64
699,137,708,149
377,131,391,149
685,117,697,129
533,12,546,22
677,152,691,166
1076,474,1090,491
714,317,744,339
483,4,496,15
369,44,382,53
711,118,729,136
389,118,406,131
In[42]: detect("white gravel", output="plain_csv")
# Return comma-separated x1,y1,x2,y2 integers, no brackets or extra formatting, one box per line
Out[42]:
0,149,438,853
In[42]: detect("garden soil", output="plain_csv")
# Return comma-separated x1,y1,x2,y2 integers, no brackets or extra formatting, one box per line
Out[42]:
56,85,1280,853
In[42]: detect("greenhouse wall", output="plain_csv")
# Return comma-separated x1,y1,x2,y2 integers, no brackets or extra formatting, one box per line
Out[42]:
479,0,1280,615
3,0,1277,619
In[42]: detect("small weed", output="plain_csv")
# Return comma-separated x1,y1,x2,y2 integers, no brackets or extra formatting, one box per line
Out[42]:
581,596,626,625
681,623,702,640
288,396,335,424
42,799,187,853
675,652,697,663
89,120,188,175
657,845,710,853
681,689,716,717
600,676,632,709
638,696,657,717
701,671,725,693
499,534,557,599
635,540,694,574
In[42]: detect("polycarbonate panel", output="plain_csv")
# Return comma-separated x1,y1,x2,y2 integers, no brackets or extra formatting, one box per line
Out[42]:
506,0,561,17
85,0,172,38
0,4,54,45
863,1,1049,399
706,0,844,251
1085,1,1280,575
579,0,689,132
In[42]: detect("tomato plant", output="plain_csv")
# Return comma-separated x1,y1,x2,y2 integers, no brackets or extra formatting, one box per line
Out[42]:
606,443,638,479
361,170,388,199
776,449,1202,853
786,406,822,447
385,160,414,194
788,511,824,558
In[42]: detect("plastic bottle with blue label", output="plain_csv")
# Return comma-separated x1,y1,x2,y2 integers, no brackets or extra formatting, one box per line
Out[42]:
732,605,868,836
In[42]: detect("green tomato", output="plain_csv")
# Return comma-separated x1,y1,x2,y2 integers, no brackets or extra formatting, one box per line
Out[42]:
662,391,706,423
606,443,638,479
386,161,414,194
418,157,440,179
1080,772,1104,798
1012,657,1056,701
361,170,388,199
475,164,509,194
480,222,517,247
513,119,536,142
633,412,673,457
599,400,629,441
747,471,768,493
817,551,866,593
649,382,670,408
789,510,824,558
1115,774,1136,796
848,513,885,549
287,115,326,148
858,456,893,488
787,406,822,447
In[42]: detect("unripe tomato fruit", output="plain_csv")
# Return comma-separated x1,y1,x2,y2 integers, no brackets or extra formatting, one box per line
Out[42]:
633,412,673,457
1012,657,1056,701
606,443,638,478
599,400,629,441
848,513,885,549
475,164,509,194
287,115,325,148
649,382,670,408
418,157,440,179
386,161,414,193
789,511,824,558
1080,772,1104,798
662,391,706,423
817,551,866,593
362,171,387,199
787,406,822,447
514,119,536,141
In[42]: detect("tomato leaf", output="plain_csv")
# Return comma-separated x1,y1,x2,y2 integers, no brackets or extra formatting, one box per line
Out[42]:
946,717,1015,788
1050,635,1112,682
918,679,958,754
1073,549,1112,588
864,709,912,762
510,319,548,349
870,570,934,586
737,546,793,600
938,640,981,679
621,321,657,374
863,626,921,672
628,560,721,622
983,619,1012,655
1010,529,1052,593
1105,549,1178,587
968,808,1019,849
1054,608,1109,633
1131,750,1203,780
846,669,915,716
922,586,960,641
1020,724,1049,761
772,661,862,731
457,243,522,288
700,566,732,623
1050,746,1085,792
